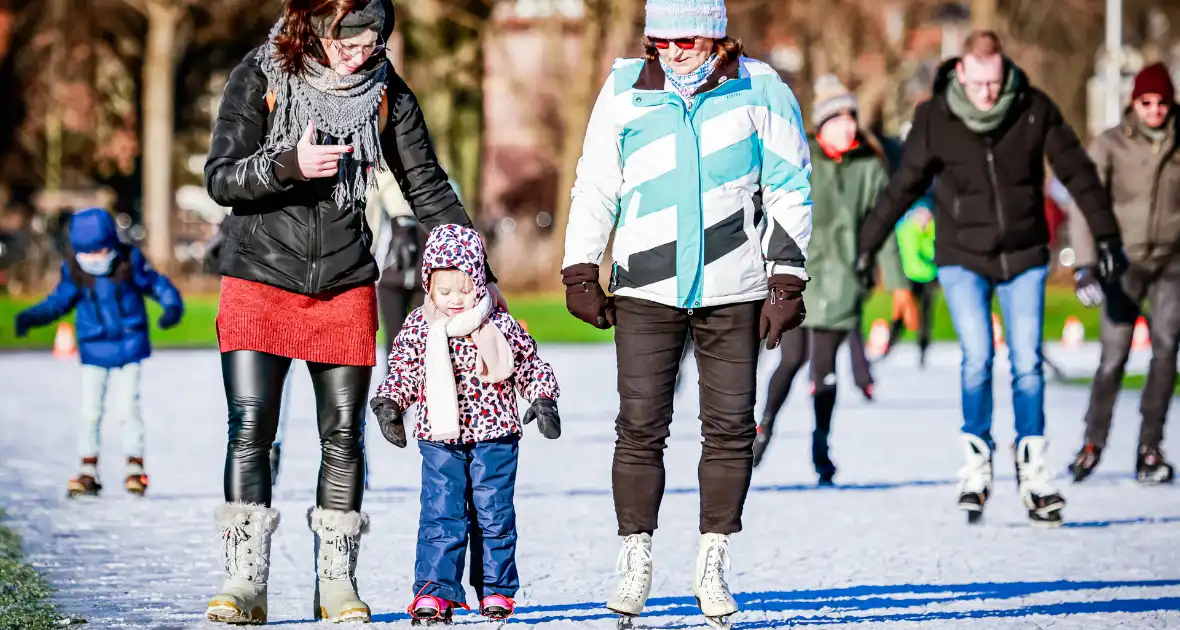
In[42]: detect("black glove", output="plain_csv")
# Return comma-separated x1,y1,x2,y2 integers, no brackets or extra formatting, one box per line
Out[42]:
523,397,561,439
1073,266,1104,308
1096,238,1128,286
854,252,875,297
14,312,33,338
562,263,615,330
760,274,806,350
369,397,407,448
157,307,183,330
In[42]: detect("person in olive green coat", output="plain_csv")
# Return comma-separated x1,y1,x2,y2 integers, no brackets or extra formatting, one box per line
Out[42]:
754,76,916,484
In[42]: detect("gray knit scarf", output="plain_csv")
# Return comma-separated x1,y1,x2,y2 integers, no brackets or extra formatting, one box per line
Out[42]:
238,21,389,210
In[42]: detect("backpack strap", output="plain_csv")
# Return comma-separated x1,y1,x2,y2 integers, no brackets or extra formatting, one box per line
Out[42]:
265,90,388,134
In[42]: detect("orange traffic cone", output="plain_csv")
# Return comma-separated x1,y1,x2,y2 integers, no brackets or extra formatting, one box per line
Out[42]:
992,313,1005,347
1132,316,1150,350
866,318,890,357
53,322,77,359
1061,316,1085,349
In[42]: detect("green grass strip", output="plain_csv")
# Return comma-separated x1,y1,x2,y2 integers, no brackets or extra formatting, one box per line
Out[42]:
0,509,72,630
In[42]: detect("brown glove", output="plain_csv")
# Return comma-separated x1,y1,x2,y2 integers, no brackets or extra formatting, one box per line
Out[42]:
562,263,615,330
760,274,806,350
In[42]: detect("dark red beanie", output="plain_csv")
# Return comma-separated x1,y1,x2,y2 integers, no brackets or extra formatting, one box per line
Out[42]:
1132,63,1175,103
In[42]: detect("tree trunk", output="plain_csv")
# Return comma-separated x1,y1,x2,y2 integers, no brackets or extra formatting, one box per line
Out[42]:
546,0,639,288
972,0,998,31
142,0,182,271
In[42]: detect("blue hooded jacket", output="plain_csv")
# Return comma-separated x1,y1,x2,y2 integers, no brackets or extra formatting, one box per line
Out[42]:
18,209,184,368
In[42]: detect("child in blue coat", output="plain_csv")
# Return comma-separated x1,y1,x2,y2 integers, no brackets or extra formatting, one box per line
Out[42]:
15,208,184,497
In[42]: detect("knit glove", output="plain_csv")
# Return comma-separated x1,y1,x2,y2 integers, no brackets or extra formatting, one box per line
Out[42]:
760,274,807,350
1096,238,1128,286
1074,267,1105,308
14,312,34,338
854,252,875,298
523,397,561,439
369,397,407,448
562,263,615,330
157,307,183,330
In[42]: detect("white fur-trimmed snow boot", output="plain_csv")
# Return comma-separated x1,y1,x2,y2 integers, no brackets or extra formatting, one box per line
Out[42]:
693,533,738,630
309,507,372,623
206,503,279,624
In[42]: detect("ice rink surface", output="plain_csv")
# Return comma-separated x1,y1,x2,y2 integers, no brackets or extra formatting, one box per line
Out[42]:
2,342,1179,628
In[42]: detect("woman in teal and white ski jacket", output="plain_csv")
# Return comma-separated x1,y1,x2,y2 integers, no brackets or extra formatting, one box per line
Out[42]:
558,0,814,624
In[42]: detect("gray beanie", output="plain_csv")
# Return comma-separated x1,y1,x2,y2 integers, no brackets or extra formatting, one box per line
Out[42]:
811,75,858,129
311,0,387,39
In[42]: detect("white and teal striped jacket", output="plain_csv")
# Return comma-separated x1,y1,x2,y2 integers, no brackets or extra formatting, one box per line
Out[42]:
562,55,813,310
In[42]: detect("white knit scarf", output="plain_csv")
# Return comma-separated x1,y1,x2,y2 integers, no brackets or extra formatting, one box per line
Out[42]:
421,295,514,441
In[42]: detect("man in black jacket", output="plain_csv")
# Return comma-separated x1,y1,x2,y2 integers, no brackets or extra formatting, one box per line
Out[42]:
857,31,1127,525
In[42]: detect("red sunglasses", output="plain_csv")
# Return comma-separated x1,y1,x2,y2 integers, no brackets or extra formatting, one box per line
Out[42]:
650,37,697,50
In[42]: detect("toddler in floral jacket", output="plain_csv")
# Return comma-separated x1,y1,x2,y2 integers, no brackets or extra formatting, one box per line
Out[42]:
370,223,560,623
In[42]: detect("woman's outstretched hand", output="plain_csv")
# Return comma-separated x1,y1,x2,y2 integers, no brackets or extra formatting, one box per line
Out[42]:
487,282,510,312
297,121,352,179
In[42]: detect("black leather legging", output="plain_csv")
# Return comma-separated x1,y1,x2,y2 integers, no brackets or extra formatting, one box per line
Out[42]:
222,350,372,512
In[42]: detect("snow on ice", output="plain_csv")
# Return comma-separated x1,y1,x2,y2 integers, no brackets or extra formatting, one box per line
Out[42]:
2,342,1179,628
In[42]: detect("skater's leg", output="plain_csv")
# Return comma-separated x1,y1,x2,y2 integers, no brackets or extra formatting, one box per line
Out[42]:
415,441,471,605
308,362,371,512
77,365,110,461
916,281,935,360
222,350,291,507
109,362,144,460
378,285,412,359
1140,260,1180,451
468,436,520,599
612,297,689,536
845,322,873,392
762,327,809,426
691,300,761,535
810,330,843,482
938,266,997,447
1083,282,1138,449
995,265,1048,443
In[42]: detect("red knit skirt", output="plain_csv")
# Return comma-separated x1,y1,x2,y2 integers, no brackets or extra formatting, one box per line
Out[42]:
217,277,378,367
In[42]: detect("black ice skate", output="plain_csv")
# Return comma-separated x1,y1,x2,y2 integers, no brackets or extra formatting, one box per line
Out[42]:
1137,446,1175,485
67,458,102,498
1016,437,1065,526
409,594,456,626
1068,443,1102,483
957,434,992,524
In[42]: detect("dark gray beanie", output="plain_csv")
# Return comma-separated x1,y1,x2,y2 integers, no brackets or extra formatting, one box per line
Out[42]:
311,0,387,39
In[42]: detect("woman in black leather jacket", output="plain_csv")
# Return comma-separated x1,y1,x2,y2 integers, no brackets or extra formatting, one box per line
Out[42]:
201,0,500,624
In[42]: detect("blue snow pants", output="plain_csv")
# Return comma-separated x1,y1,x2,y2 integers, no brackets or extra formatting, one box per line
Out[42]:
415,435,520,605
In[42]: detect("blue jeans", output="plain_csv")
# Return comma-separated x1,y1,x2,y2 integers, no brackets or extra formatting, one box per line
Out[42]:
415,436,520,605
938,265,1048,447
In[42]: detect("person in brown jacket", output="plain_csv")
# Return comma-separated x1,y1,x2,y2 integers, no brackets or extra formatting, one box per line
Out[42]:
1068,62,1180,484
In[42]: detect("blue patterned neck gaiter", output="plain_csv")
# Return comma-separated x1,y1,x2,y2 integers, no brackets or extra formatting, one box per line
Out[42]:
660,54,719,106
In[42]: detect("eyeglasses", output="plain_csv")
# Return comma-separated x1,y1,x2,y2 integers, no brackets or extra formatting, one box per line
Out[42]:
333,37,386,60
650,37,697,50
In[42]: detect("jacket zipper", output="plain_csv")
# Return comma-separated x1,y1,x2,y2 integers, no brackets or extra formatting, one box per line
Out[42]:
985,145,1010,280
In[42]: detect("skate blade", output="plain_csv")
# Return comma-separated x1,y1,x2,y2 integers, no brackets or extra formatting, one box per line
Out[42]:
966,510,984,524
703,615,735,630
612,614,637,630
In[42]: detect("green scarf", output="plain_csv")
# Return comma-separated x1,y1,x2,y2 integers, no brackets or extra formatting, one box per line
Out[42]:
1137,115,1170,143
946,65,1021,134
